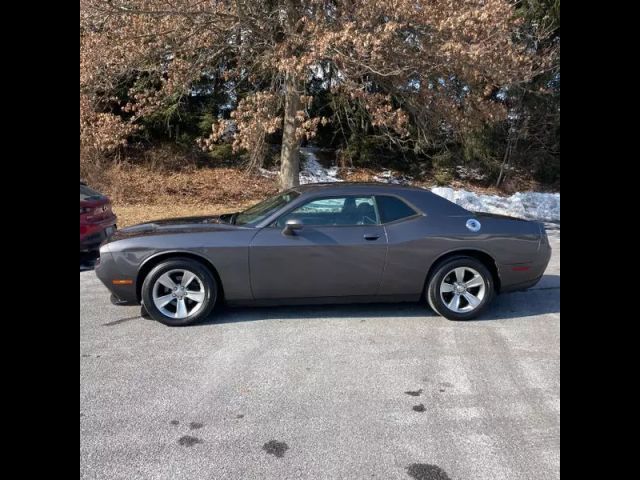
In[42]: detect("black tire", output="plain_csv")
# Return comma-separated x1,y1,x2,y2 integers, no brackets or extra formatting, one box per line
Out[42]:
426,256,494,321
141,257,218,326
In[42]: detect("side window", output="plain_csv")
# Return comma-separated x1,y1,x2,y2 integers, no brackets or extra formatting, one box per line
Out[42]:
376,196,418,223
277,196,379,226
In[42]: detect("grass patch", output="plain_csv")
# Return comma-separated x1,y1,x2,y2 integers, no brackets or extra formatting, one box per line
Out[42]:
114,201,256,227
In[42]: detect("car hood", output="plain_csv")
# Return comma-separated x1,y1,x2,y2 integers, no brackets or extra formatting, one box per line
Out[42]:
110,214,245,240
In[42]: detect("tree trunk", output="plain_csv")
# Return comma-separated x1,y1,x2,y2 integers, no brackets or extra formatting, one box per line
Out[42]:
496,137,512,187
279,72,302,190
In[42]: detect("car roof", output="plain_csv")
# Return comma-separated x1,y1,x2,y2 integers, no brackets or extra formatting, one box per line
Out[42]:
283,181,469,219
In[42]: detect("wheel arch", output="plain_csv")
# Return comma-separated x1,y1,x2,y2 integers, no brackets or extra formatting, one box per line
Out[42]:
136,251,225,303
423,248,501,296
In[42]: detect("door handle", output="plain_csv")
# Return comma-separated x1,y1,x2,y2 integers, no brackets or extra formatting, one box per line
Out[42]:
363,234,380,241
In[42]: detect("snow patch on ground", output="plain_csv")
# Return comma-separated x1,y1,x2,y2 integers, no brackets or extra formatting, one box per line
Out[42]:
455,166,486,181
299,147,341,184
261,147,560,223
373,170,413,185
431,187,560,223
258,167,278,178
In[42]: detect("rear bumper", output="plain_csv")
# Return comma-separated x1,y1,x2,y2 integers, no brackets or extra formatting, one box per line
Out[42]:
80,222,117,252
498,242,552,293
500,274,545,293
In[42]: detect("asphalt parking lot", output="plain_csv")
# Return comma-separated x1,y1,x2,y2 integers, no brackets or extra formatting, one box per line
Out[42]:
80,227,559,480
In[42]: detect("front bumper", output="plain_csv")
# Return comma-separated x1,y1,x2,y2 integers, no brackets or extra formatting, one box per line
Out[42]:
110,293,137,306
94,249,140,306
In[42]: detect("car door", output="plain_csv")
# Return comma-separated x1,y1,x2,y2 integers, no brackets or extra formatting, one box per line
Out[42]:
249,195,388,300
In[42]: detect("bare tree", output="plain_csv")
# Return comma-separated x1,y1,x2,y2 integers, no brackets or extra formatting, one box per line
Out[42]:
81,0,548,189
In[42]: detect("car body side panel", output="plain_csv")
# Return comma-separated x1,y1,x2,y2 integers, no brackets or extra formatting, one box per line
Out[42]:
249,225,388,299
394,189,469,216
94,250,137,303
101,229,257,303
379,214,543,296
497,236,551,292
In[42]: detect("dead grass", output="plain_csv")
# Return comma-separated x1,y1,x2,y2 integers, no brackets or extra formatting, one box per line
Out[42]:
113,202,257,227
86,163,279,206
84,161,280,226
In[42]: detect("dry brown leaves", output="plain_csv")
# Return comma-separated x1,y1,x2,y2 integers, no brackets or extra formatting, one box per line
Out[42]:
87,162,278,206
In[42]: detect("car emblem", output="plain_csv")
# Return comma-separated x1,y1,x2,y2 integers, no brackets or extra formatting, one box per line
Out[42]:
466,219,481,232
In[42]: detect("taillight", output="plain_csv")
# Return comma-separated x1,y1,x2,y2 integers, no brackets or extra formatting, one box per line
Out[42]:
95,204,110,215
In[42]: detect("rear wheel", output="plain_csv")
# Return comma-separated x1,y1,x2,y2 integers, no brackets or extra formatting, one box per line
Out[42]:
141,258,217,326
427,256,494,321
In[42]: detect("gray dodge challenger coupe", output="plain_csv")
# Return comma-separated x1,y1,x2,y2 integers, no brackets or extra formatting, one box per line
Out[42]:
95,183,551,326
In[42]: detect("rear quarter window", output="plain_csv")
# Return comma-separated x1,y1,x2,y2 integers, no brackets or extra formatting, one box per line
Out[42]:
376,196,418,223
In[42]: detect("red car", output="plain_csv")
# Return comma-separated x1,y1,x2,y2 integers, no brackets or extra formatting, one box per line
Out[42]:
80,181,117,252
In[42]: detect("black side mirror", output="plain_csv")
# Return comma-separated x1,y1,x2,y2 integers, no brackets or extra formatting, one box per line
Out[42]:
282,218,304,235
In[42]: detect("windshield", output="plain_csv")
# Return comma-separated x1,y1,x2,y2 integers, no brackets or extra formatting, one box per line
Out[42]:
235,190,300,226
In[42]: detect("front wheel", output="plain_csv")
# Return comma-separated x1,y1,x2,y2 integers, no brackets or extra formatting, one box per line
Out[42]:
426,256,494,321
141,258,217,326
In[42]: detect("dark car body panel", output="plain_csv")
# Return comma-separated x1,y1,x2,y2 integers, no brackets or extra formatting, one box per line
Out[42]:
104,227,258,302
95,183,551,307
378,212,542,296
249,224,388,298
